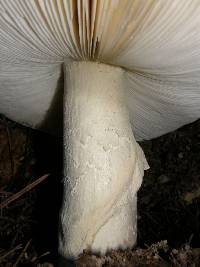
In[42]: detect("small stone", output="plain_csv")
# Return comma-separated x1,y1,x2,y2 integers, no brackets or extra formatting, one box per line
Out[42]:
76,255,103,267
178,152,184,159
157,175,170,184
172,249,178,254
153,254,160,260
185,245,190,251
37,263,54,267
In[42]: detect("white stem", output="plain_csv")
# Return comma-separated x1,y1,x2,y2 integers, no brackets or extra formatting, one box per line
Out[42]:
59,61,148,260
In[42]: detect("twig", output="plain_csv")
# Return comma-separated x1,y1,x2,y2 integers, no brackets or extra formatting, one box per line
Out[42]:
13,239,32,267
0,245,22,262
31,251,51,263
0,174,49,209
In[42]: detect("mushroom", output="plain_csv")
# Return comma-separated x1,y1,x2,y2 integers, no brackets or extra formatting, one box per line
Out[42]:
0,0,200,262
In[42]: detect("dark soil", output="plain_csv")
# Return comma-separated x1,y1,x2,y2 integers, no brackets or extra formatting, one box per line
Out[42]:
0,115,200,267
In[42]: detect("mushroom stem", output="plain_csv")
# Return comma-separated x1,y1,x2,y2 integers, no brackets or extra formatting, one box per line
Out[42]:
59,61,148,260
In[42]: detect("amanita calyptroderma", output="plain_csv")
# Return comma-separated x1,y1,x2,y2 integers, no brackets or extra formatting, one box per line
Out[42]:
0,0,200,261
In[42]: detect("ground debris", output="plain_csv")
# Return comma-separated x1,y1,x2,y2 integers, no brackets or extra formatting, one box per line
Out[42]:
75,241,200,267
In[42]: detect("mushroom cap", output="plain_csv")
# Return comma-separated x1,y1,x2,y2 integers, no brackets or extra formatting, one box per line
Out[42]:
0,0,200,140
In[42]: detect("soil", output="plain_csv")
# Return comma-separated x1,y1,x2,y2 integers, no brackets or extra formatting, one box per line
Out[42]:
0,115,200,267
